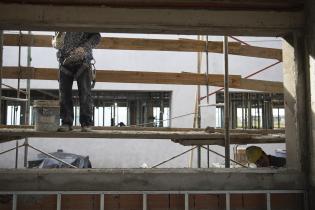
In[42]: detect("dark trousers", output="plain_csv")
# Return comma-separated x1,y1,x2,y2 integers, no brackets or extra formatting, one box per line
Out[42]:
59,63,93,126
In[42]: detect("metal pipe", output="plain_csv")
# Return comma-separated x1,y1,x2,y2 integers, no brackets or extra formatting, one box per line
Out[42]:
200,146,247,168
1,83,28,94
25,31,32,126
152,146,197,168
199,61,281,101
226,193,230,210
24,138,28,168
229,36,250,46
185,193,189,210
142,193,147,210
205,35,209,103
100,193,104,210
207,145,209,168
0,190,305,195
17,31,22,100
223,36,230,168
28,144,77,168
0,144,24,156
57,193,61,210
1,96,28,102
12,194,17,210
15,140,19,168
267,192,271,210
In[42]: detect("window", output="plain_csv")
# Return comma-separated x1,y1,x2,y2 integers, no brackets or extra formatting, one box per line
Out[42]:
2,90,171,127
273,108,285,128
216,92,284,129
6,105,21,125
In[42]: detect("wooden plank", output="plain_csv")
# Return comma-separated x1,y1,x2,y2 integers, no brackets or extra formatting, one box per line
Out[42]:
0,128,285,146
3,34,283,61
1,67,283,92
1,66,241,86
173,134,285,146
240,78,284,93
0,3,304,36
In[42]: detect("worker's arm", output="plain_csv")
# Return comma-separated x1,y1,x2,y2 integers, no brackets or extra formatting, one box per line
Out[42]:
82,33,101,50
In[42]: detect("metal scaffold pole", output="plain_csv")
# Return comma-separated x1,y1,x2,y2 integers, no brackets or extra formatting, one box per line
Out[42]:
24,31,32,168
223,36,230,168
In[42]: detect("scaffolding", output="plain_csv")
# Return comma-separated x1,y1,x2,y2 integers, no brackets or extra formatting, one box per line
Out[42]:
0,31,287,170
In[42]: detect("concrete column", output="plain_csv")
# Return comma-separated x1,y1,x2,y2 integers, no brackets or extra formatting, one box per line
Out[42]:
283,33,308,171
307,0,315,206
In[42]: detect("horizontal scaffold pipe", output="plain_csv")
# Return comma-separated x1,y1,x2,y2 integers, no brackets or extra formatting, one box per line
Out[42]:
3,34,282,61
1,67,283,92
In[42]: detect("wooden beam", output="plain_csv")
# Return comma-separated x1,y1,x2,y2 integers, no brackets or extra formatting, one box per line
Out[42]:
240,78,284,93
0,3,304,36
0,125,285,134
3,34,282,61
173,134,285,146
0,128,284,146
1,67,283,92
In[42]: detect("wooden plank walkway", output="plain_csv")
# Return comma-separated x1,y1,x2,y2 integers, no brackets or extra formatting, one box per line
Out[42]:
0,127,285,145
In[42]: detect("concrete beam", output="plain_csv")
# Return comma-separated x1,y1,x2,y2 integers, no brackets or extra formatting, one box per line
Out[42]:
0,169,305,191
0,0,304,10
0,3,304,36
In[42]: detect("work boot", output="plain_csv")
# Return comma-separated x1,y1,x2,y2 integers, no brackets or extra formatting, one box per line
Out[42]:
81,125,92,132
58,124,73,132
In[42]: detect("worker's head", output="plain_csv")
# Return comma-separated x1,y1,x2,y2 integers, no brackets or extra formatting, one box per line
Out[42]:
246,146,270,167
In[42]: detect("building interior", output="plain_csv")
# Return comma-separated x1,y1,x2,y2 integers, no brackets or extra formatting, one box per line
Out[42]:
0,0,314,209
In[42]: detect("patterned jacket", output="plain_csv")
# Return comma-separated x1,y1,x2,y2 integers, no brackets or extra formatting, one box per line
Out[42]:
58,32,101,63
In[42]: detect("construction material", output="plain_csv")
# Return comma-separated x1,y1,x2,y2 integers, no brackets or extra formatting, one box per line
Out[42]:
0,127,285,146
33,100,59,131
3,34,284,60
0,3,304,36
1,67,284,92
223,35,230,168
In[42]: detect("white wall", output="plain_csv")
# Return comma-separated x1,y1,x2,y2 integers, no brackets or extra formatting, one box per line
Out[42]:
0,32,284,168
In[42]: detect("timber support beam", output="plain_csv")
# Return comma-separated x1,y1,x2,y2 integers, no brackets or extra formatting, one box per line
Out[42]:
1,67,283,92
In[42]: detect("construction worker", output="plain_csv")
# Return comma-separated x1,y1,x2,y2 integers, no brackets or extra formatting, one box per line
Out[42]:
54,32,101,132
246,146,286,168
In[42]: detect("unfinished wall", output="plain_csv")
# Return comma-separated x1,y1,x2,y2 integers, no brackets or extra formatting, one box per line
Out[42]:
307,0,315,206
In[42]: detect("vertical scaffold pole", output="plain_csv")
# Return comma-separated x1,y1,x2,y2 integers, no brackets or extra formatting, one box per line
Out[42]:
223,36,230,168
24,31,32,168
